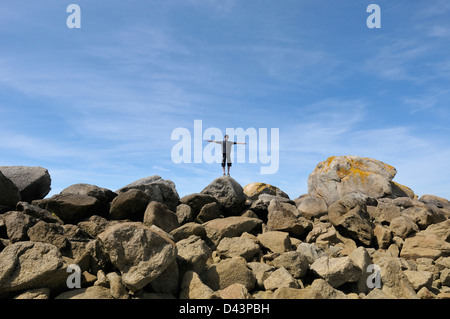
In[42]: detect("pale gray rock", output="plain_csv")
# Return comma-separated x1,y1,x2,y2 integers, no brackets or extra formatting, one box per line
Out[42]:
307,156,397,205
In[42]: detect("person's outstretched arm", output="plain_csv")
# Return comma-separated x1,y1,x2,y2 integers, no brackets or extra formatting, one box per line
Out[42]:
236,142,246,145
207,140,222,144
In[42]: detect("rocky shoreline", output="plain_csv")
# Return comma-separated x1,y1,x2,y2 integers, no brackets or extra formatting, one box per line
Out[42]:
0,156,449,299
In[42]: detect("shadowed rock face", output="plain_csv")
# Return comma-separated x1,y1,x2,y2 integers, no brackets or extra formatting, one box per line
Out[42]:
0,159,449,300
0,166,51,203
0,171,21,212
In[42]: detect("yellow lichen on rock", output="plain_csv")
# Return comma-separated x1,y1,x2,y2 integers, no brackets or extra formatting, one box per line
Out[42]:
308,155,399,205
341,168,371,185
243,182,288,200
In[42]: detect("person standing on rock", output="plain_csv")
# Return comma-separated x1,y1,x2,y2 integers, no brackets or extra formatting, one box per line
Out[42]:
207,135,246,176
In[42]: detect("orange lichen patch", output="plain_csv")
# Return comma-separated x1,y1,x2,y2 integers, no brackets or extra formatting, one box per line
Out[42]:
383,163,397,177
341,168,371,184
243,182,277,199
316,156,337,173
316,155,395,180
244,182,271,193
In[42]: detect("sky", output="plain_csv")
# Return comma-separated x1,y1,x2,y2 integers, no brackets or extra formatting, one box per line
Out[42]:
0,0,449,200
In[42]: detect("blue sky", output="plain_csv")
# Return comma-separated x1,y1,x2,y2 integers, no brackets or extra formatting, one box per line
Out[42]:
0,0,449,200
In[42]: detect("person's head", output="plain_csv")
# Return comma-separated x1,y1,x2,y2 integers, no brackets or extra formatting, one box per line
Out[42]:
224,134,229,141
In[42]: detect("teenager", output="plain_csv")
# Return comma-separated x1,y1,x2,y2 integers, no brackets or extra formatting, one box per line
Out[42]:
206,135,246,176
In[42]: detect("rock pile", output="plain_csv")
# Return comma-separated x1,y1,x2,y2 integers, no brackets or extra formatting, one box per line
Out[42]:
0,156,449,299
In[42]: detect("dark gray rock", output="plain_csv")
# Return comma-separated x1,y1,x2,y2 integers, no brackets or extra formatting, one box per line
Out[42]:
202,256,256,291
96,222,177,292
176,235,212,275
0,211,37,242
201,176,246,216
0,166,51,202
328,193,375,246
196,202,222,223
61,183,117,206
0,171,21,213
180,193,219,220
16,201,63,224
27,221,70,251
109,189,150,220
143,201,179,233
34,193,103,224
116,176,180,212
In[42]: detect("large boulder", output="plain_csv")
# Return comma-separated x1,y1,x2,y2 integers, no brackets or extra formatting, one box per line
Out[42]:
196,202,222,224
419,195,450,218
202,256,256,291
180,193,218,216
389,216,419,239
16,201,63,224
263,267,300,290
176,235,212,275
328,193,375,246
310,256,361,288
257,231,292,254
297,197,328,220
143,201,179,233
400,233,450,260
34,194,103,224
27,221,70,251
243,183,288,200
0,171,21,212
203,216,262,245
109,189,150,221
0,211,37,243
61,183,117,207
267,200,312,238
116,176,180,212
201,176,246,216
308,156,397,205
422,219,450,242
310,279,348,299
180,271,215,299
0,242,67,297
96,222,177,292
369,200,402,224
376,257,418,299
305,221,338,245
0,166,51,202
216,236,260,261
272,251,309,279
